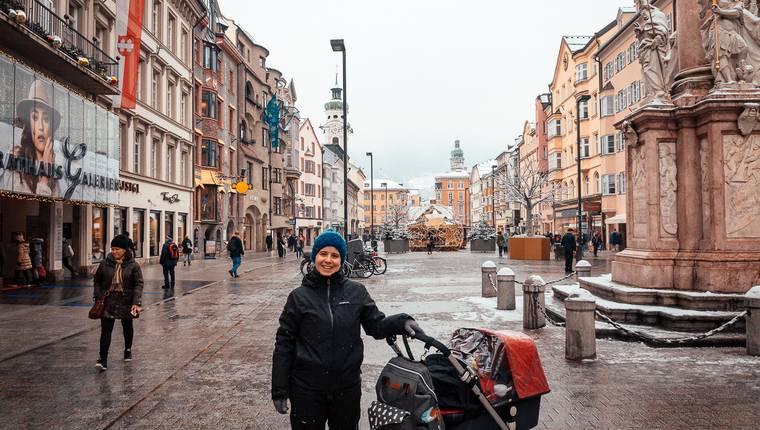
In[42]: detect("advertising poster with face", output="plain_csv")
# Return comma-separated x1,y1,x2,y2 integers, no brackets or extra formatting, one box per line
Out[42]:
0,58,119,204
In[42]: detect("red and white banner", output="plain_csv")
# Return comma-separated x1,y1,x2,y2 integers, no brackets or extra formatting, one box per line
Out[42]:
112,0,144,109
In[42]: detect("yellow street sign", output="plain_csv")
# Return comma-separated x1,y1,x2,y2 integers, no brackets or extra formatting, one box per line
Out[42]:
234,181,252,194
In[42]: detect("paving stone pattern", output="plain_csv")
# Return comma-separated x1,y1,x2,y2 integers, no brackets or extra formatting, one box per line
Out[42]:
1,250,759,429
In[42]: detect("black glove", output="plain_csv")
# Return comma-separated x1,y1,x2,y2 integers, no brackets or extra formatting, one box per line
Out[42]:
404,319,424,337
273,398,289,414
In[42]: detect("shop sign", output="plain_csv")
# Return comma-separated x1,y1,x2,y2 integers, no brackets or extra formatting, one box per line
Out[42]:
0,57,119,205
556,209,579,219
161,192,180,203
583,201,602,213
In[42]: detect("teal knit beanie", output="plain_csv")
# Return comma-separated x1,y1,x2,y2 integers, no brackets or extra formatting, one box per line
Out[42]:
311,231,347,263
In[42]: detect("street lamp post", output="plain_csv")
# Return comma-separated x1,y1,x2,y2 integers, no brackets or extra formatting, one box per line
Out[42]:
491,165,497,229
366,152,374,238
575,94,591,260
331,39,348,239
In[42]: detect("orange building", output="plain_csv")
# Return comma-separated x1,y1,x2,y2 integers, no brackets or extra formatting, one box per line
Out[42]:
434,140,471,225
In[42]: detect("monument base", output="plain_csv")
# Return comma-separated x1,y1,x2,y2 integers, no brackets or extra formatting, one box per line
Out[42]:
612,249,760,294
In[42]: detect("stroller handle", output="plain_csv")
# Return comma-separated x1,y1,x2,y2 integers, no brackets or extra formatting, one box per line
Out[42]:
412,332,451,356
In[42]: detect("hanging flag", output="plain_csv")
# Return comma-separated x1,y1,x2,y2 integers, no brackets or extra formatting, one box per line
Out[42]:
112,0,145,109
265,94,280,149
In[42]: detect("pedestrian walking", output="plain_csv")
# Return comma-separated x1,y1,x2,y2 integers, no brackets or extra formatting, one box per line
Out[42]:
426,232,435,255
610,229,620,252
287,234,296,252
295,234,304,259
181,236,193,266
159,237,179,290
271,231,423,429
276,234,285,259
93,234,143,371
62,238,76,279
13,232,33,285
592,231,602,257
266,234,273,253
227,231,244,278
496,231,505,258
561,228,577,275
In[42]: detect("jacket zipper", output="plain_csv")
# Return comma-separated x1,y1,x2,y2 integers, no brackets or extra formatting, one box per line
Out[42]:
326,278,333,328
327,278,334,379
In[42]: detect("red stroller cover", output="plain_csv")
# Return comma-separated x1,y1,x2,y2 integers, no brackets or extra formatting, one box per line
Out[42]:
478,328,550,399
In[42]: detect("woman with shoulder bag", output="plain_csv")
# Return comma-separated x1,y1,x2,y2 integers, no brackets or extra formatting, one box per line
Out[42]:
271,231,423,429
92,234,144,371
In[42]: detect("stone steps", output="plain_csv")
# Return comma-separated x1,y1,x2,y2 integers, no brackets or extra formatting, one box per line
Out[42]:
544,295,745,348
551,283,745,333
578,275,746,311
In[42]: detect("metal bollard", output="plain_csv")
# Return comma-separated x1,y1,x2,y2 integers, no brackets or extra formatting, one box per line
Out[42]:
575,259,591,281
523,275,546,329
746,286,760,356
481,261,497,298
497,267,516,310
565,290,597,361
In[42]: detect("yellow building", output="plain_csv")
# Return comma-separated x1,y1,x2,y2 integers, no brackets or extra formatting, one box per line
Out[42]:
362,179,411,231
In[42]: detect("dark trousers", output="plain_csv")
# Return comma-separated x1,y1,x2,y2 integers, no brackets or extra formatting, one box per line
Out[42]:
593,244,599,257
290,383,361,430
63,257,76,277
99,318,133,360
162,265,176,289
564,251,574,273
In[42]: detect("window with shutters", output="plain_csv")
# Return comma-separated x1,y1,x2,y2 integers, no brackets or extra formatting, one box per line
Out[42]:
600,95,615,117
581,137,590,158
619,172,627,194
603,174,617,195
601,135,616,155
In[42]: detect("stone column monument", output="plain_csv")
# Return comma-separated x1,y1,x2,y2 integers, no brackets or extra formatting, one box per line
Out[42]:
612,0,760,293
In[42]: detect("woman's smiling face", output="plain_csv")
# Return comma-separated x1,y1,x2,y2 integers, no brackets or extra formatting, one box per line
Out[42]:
315,246,341,277
30,105,51,154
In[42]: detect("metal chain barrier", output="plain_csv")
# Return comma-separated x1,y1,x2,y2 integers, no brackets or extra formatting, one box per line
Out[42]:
532,292,566,327
595,308,747,345
513,271,576,286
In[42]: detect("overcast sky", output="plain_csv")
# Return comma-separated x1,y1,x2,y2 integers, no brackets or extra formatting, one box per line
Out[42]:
224,0,631,198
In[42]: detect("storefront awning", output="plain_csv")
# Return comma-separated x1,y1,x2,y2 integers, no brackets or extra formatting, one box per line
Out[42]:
195,170,224,189
605,214,626,225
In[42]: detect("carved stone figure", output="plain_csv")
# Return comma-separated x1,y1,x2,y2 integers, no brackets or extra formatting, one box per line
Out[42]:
635,0,674,101
659,142,678,237
738,102,760,135
723,134,760,237
621,120,639,147
700,139,712,235
700,0,760,86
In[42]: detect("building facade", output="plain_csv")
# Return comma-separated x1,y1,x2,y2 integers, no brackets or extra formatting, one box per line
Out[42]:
363,180,410,227
321,80,350,235
435,140,470,225
347,161,365,236
296,119,323,246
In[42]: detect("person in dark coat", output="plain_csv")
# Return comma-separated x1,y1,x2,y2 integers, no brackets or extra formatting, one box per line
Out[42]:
159,237,179,290
181,236,193,266
271,231,421,429
560,229,577,274
276,234,285,259
426,232,435,255
266,234,273,253
93,234,144,371
496,231,505,258
227,231,244,278
592,231,602,257
287,234,296,252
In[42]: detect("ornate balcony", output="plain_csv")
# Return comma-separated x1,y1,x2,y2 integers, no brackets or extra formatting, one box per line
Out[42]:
0,0,119,94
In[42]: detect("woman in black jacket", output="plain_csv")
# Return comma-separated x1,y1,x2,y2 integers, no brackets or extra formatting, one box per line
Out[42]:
92,234,144,371
272,231,421,429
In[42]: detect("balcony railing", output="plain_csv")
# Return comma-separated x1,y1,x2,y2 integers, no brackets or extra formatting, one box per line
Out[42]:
2,0,118,78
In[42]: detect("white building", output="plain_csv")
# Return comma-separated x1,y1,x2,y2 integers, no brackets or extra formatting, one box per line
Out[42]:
469,160,497,226
320,79,351,235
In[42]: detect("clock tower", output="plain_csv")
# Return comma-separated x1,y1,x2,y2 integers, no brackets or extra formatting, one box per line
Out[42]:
321,74,351,151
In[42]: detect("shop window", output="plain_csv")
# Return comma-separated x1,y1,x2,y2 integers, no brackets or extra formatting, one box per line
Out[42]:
200,186,218,221
149,210,161,257
165,212,174,242
132,209,145,258
177,213,187,242
92,207,107,262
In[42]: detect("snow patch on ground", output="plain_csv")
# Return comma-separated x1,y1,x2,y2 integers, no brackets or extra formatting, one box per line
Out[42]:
457,296,524,323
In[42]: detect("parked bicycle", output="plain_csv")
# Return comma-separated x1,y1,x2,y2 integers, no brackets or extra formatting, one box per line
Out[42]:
365,247,387,275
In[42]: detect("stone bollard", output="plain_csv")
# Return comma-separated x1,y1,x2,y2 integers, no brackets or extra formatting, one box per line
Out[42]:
481,261,497,298
575,260,591,281
746,286,760,356
565,290,597,361
523,275,546,329
497,267,516,310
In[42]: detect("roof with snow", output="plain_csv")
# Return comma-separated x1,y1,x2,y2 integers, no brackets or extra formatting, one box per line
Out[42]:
408,204,456,224
563,35,594,53
474,159,498,177
363,179,406,190
435,171,470,179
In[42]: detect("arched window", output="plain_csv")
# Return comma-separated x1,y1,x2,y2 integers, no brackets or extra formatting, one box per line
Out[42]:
584,175,590,195
594,172,600,194
245,82,253,100
240,120,248,142
569,180,574,197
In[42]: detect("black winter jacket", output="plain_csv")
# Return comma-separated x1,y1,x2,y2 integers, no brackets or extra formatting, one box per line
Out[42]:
93,253,144,319
228,236,244,258
271,271,411,399
560,233,577,252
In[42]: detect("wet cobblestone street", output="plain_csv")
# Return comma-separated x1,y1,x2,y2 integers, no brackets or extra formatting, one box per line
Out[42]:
2,250,760,429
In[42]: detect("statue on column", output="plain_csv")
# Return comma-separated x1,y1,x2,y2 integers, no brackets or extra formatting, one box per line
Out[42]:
701,0,760,86
635,0,674,102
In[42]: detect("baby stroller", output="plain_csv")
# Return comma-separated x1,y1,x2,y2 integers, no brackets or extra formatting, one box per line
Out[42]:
368,328,549,430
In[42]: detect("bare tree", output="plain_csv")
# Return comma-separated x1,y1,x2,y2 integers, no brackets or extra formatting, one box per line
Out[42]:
385,202,410,227
494,157,558,235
